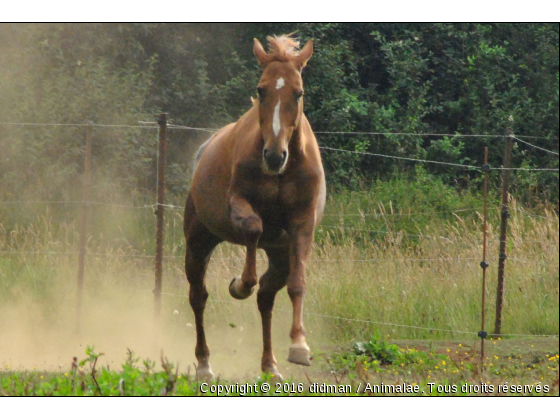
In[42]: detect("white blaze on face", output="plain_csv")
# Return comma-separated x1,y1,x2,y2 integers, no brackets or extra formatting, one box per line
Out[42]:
272,99,281,137
272,78,284,137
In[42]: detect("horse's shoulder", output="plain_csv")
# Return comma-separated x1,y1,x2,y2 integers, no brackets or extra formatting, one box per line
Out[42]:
195,123,238,163
194,135,214,167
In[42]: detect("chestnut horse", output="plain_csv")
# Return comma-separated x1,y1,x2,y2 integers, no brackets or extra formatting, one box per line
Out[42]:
184,35,326,381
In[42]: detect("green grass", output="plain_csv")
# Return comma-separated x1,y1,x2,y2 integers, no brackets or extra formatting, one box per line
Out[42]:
1,339,558,396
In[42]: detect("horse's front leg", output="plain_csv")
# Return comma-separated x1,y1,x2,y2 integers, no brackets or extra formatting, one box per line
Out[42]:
228,195,262,299
286,214,315,366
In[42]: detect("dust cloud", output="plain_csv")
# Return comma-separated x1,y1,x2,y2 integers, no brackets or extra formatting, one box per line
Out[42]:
0,273,313,380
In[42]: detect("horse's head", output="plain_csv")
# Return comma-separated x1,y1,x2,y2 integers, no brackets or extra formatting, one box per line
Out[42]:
253,35,313,174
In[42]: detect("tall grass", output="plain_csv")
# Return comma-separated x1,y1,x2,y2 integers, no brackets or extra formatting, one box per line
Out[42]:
0,176,558,369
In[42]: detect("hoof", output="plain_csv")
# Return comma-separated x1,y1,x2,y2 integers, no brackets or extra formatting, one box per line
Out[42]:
287,344,311,366
263,366,283,382
229,277,254,300
196,366,215,382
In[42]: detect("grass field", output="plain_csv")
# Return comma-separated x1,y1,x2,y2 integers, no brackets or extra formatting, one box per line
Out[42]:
1,338,558,395
0,176,558,395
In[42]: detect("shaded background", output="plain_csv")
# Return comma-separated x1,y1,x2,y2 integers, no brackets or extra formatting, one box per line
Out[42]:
0,23,558,205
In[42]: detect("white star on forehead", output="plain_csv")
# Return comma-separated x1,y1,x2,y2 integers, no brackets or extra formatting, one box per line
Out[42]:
276,78,285,89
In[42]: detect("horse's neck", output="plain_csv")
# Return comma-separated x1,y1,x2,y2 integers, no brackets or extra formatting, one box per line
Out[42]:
294,114,315,153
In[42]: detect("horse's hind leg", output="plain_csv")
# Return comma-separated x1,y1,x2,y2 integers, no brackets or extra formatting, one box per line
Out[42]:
257,247,289,380
184,194,221,381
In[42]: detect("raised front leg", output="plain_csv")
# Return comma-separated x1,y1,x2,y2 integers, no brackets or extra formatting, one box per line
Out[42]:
286,213,316,366
228,195,263,299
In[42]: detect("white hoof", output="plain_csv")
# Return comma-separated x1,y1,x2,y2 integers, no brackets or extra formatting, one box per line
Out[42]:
196,366,215,382
287,343,311,366
264,366,284,382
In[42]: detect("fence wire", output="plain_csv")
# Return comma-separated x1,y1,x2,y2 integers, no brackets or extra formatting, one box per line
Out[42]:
1,120,558,341
2,200,557,224
512,135,559,156
1,121,558,172
319,146,559,172
145,292,559,339
1,248,555,266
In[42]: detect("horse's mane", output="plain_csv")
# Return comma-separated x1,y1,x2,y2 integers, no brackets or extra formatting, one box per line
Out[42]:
266,34,300,62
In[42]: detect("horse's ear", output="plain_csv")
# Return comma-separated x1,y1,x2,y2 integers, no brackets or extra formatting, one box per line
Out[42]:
296,38,314,70
253,38,270,66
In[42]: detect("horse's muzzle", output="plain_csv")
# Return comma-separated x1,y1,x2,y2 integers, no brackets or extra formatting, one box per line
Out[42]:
263,148,287,174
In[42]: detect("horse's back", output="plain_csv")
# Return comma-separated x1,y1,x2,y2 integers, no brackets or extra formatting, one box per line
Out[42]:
190,122,240,240
193,135,214,171
193,123,235,172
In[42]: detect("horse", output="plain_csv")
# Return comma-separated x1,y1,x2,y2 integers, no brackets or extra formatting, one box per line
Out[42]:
184,34,326,381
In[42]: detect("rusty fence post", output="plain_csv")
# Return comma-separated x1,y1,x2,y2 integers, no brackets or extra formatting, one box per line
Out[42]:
494,126,513,336
154,113,168,321
479,147,490,361
76,121,93,332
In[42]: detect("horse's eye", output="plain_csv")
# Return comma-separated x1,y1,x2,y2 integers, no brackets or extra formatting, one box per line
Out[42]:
257,87,265,101
296,90,304,101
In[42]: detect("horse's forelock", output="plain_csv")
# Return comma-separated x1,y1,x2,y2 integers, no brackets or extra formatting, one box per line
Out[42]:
266,34,301,62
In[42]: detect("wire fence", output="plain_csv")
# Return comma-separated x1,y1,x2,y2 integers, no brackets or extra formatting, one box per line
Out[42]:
0,200,557,247
1,200,558,225
0,120,558,341
320,145,558,171
0,248,550,266
512,136,559,156
1,121,558,171
145,292,560,339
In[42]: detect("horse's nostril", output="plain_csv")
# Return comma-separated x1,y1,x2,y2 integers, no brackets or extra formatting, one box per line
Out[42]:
263,149,268,157
282,151,287,160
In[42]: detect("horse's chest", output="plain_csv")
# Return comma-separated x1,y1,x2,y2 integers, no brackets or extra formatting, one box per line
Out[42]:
278,181,299,208
251,178,298,210
253,178,280,202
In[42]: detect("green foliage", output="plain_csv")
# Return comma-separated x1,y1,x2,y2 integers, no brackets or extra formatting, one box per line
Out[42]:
316,167,488,247
0,348,316,396
330,331,446,371
0,23,557,203
0,24,158,201
2,345,558,395
354,332,408,364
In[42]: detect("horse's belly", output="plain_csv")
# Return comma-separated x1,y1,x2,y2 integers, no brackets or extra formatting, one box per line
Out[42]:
192,172,233,239
258,229,290,248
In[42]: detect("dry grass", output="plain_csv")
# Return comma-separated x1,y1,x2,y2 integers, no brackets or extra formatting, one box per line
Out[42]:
0,196,558,378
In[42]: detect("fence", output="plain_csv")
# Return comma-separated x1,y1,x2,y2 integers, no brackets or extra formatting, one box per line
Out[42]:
0,118,558,358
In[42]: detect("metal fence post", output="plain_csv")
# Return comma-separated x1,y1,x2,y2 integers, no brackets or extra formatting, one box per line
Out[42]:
479,147,490,361
494,125,513,335
76,121,93,332
154,113,168,321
